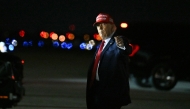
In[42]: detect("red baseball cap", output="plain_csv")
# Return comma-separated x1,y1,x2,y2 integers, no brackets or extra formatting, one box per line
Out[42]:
93,13,114,26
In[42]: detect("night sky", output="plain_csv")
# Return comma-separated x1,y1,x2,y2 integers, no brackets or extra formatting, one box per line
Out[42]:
0,0,190,36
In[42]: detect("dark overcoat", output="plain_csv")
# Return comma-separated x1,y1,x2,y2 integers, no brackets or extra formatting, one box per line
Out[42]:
86,33,132,108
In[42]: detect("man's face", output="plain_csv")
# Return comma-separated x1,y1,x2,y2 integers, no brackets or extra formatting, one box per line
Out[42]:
96,23,115,40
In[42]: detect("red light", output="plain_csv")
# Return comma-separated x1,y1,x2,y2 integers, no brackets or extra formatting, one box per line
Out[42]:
129,44,140,57
19,30,25,37
93,33,102,41
49,32,55,39
69,24,75,31
40,31,45,38
66,32,75,40
11,75,15,80
40,31,49,39
21,60,24,64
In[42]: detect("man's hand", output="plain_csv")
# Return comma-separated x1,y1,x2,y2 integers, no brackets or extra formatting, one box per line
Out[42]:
114,36,124,47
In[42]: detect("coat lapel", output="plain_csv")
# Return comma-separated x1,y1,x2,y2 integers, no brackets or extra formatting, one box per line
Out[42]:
100,37,115,59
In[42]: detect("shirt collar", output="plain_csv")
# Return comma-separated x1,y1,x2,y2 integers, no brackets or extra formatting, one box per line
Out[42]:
103,31,115,46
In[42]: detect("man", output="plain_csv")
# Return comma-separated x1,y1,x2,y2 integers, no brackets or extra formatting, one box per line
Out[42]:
86,13,132,109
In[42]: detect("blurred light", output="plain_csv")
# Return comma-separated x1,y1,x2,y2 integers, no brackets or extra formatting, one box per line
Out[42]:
40,31,45,38
79,42,87,50
40,31,49,39
0,96,8,99
49,32,55,39
89,40,95,46
11,39,18,46
38,40,44,47
69,24,75,31
51,33,58,40
120,22,128,28
5,38,10,45
0,41,5,48
8,44,14,51
28,40,33,46
66,32,75,40
84,34,90,41
45,32,49,39
52,41,59,48
21,60,25,64
93,33,102,41
129,44,140,57
86,44,93,50
0,42,5,51
11,75,15,80
59,35,66,42
23,41,29,47
19,30,25,37
0,45,7,53
61,42,67,49
66,42,73,49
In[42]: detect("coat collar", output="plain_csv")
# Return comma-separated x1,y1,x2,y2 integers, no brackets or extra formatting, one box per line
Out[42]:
100,32,118,58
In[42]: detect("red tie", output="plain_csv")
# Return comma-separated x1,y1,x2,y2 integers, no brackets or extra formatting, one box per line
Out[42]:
90,41,105,86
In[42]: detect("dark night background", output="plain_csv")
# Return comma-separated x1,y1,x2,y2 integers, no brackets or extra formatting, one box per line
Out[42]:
0,0,189,37
0,0,190,52
1,1,190,108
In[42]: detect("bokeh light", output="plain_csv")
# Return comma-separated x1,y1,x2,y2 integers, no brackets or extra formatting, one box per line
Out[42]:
0,42,5,51
0,45,7,53
19,30,25,37
12,39,18,46
69,24,75,31
79,42,87,50
120,22,128,28
84,34,90,41
8,44,14,51
40,31,49,39
66,42,73,49
86,43,93,50
59,35,66,42
60,42,73,49
66,32,75,40
61,42,67,49
49,32,55,39
93,33,102,41
52,41,59,48
23,41,29,47
5,38,10,45
38,40,44,47
89,40,95,46
51,33,58,40
28,40,33,46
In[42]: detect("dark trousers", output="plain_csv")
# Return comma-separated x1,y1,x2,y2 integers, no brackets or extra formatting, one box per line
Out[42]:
90,80,122,109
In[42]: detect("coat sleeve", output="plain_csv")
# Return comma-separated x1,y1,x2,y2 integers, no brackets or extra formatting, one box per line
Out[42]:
120,36,132,55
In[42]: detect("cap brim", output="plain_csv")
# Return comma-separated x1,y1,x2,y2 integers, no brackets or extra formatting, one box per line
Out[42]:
93,22,101,26
93,21,114,27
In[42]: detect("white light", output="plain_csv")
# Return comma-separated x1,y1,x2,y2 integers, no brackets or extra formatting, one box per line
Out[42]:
0,42,5,51
0,45,7,53
8,44,14,51
0,41,5,46
86,43,93,50
12,39,18,46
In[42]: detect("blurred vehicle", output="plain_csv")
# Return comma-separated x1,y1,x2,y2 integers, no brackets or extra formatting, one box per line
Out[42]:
0,52,25,108
129,37,190,91
125,22,190,91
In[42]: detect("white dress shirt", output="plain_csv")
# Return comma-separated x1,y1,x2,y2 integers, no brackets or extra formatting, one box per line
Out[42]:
95,37,111,81
95,32,126,81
